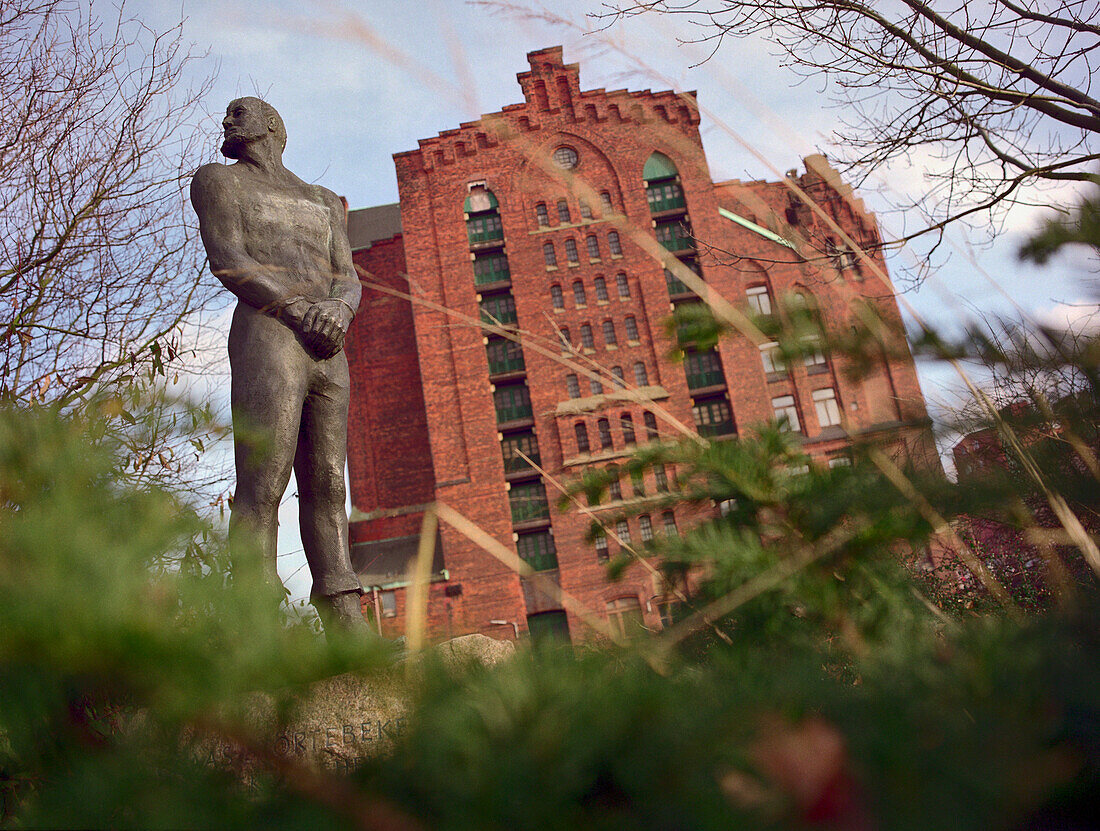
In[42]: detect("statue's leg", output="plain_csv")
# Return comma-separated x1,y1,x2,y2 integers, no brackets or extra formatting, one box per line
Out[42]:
295,352,366,633
228,309,307,596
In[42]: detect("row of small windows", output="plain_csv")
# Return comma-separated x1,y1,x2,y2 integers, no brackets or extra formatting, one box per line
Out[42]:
565,362,649,398
543,232,622,267
573,411,661,453
595,512,678,564
551,274,631,308
535,193,616,227
759,337,828,376
558,318,641,353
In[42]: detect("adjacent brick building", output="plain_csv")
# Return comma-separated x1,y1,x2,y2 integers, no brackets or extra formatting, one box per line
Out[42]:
344,46,937,643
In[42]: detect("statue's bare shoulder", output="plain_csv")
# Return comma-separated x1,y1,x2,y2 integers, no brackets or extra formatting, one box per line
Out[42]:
190,162,242,213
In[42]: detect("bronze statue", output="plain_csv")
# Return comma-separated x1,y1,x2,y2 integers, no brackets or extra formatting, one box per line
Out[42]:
190,97,367,634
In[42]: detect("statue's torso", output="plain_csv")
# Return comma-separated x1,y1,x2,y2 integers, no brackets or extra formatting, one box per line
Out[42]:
232,170,337,301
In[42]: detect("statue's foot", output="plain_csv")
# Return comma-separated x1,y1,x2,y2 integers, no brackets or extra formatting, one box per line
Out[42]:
315,590,371,638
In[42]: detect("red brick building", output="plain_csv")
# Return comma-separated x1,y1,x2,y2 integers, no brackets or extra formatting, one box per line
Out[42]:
343,46,936,643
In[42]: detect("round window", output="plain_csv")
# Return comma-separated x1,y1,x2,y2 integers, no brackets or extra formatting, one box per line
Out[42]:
552,146,579,169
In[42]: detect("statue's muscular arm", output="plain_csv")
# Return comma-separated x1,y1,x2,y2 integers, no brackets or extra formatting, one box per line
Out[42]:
190,163,307,326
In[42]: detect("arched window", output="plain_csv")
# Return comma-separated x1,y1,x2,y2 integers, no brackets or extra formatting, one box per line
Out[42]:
608,231,622,256
590,377,604,396
633,361,649,386
639,514,653,542
572,281,586,306
535,202,549,227
564,238,579,264
644,411,659,440
594,276,609,301
602,319,617,346
543,242,557,267
746,284,772,316
616,273,630,299
620,413,635,444
579,198,593,219
580,324,594,349
662,511,678,534
557,199,571,223
597,418,613,449
465,185,503,244
566,374,580,399
599,191,613,213
586,235,600,259
550,284,564,309
574,421,590,453
624,315,639,342
558,327,571,351
643,152,685,213
611,366,625,387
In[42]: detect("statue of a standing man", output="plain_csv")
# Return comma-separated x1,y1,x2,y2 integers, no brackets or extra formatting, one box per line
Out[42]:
190,97,368,634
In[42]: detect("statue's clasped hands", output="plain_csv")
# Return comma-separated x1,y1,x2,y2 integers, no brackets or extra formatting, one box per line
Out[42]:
282,297,353,359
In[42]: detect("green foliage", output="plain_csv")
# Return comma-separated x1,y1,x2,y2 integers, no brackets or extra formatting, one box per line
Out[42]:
0,403,394,827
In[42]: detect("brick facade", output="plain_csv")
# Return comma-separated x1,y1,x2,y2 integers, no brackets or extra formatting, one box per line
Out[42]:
344,46,937,643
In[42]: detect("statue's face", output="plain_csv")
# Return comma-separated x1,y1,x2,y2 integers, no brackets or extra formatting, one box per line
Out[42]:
220,98,270,159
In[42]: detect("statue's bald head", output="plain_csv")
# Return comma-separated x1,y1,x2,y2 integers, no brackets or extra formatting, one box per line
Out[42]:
221,96,287,159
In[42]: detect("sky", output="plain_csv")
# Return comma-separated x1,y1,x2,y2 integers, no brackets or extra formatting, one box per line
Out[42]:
131,0,1097,605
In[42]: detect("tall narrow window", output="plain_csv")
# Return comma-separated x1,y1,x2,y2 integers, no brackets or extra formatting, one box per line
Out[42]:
624,316,639,342
535,202,549,227
573,281,587,306
616,273,630,299
550,284,564,309
813,388,842,427
746,285,772,316
803,336,827,370
620,413,635,444
639,514,653,542
574,421,590,453
594,276,609,301
586,235,600,259
616,520,631,544
663,511,678,534
589,377,604,395
608,231,622,256
597,418,613,449
543,242,557,267
630,469,645,497
557,199,571,224
633,361,649,386
772,395,801,432
595,532,609,563
565,239,579,264
558,327,571,351
654,465,669,491
566,374,580,399
579,199,593,219
600,191,613,213
609,476,622,501
611,366,626,386
580,324,595,349
760,342,787,375
644,411,659,440
602,319,617,346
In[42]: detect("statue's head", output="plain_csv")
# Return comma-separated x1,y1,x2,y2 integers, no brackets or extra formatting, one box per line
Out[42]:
220,96,286,160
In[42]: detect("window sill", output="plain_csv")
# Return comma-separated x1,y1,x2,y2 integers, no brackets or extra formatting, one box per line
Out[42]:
545,265,558,272
567,261,580,268
806,364,830,375
610,253,623,259
589,258,602,265
627,339,640,346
